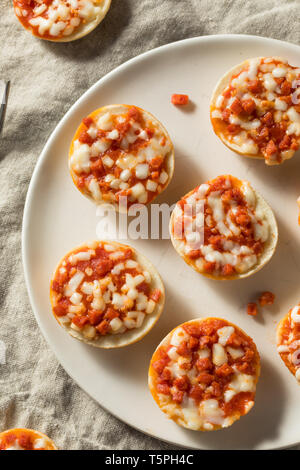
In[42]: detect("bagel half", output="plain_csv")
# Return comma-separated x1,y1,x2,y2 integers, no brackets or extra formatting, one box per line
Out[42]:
69,104,174,212
13,0,111,42
0,428,57,450
148,317,260,431
210,57,300,165
50,240,165,348
170,175,278,280
277,303,300,383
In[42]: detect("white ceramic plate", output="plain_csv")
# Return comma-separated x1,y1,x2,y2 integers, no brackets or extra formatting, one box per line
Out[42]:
22,35,300,450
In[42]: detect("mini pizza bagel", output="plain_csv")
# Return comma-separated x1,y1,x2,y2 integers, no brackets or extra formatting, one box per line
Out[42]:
13,0,111,42
0,428,57,450
170,175,278,280
50,240,165,348
277,303,300,383
68,104,174,212
210,57,300,165
148,318,260,432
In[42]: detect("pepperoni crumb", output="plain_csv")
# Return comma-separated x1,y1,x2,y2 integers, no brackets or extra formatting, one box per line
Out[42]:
157,382,170,394
96,320,110,335
222,108,231,122
188,249,201,259
203,262,216,273
196,357,213,372
258,291,275,306
171,390,184,403
227,332,243,347
227,124,240,134
171,94,189,106
150,319,259,429
212,59,300,166
149,155,163,171
189,385,203,401
248,79,262,94
261,112,274,127
161,367,172,381
176,341,190,357
53,299,69,317
247,302,258,316
197,372,214,384
90,159,104,175
128,106,141,121
174,376,189,391
91,258,113,276
280,80,292,95
279,135,291,150
78,130,94,145
222,264,235,277
242,348,255,362
18,433,32,450
188,336,199,350
88,309,103,325
210,381,222,398
150,289,161,302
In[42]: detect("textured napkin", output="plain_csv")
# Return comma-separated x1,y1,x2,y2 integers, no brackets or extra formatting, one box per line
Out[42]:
0,0,299,450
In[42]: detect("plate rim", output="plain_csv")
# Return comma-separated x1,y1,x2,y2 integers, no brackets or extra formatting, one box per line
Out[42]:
22,33,300,450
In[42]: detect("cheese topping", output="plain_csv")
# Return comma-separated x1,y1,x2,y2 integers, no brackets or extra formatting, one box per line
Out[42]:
149,318,259,431
171,175,269,277
0,429,55,450
277,303,300,382
51,241,162,339
211,57,300,165
69,105,173,209
13,0,105,39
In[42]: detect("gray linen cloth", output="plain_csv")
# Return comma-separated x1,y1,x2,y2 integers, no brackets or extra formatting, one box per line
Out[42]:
0,0,299,450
